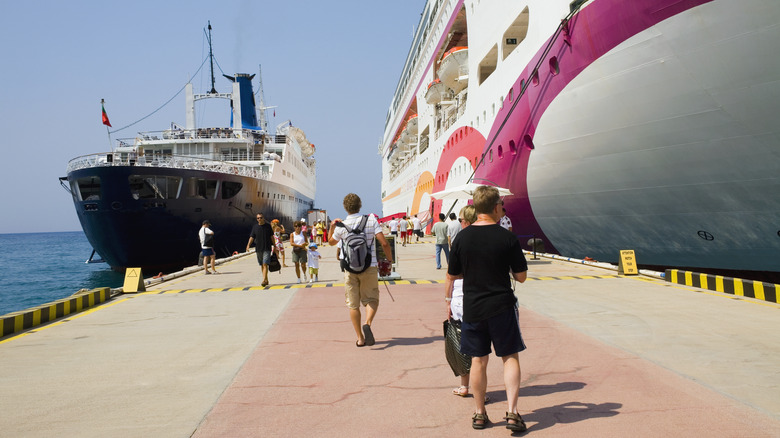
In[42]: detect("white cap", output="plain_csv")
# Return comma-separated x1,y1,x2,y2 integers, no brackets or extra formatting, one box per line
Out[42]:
301,218,306,221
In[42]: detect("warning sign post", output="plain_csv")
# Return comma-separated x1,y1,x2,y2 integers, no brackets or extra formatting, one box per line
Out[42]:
617,250,638,276
123,267,146,292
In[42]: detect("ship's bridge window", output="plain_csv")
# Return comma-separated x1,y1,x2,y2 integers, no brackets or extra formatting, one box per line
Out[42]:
503,7,529,60
129,175,182,200
76,176,101,201
185,177,218,199
222,181,243,199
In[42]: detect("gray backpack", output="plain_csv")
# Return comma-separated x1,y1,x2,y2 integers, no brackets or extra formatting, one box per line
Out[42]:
336,215,373,274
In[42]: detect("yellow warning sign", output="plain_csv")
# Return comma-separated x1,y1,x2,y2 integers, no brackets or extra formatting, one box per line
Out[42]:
123,267,146,293
617,250,638,275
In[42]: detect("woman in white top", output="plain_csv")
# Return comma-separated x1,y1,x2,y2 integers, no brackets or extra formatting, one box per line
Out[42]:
290,221,309,283
199,220,218,274
445,205,479,398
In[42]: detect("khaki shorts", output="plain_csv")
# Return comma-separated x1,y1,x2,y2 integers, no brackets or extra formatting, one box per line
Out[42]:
344,266,379,309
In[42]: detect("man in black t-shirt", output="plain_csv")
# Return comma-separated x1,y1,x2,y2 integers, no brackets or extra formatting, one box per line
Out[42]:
446,185,528,432
246,212,276,287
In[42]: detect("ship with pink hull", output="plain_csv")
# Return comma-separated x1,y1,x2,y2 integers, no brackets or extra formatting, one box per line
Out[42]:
380,0,780,278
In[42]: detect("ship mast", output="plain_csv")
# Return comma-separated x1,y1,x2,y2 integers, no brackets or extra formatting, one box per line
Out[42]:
255,65,277,133
207,21,217,94
256,65,268,132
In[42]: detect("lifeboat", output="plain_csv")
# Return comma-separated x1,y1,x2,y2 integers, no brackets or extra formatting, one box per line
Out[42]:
394,135,409,152
425,79,447,105
438,46,468,93
400,115,418,144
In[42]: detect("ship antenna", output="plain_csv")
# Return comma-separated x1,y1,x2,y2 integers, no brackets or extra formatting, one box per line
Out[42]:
256,65,268,131
206,21,217,94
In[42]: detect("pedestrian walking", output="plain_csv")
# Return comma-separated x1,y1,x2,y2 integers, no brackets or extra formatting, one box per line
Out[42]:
446,185,528,431
328,193,393,348
431,213,449,269
246,213,276,287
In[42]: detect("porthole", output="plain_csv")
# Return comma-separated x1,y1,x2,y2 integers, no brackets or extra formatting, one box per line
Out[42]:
498,145,503,158
508,87,514,102
523,135,535,150
531,71,539,86
549,56,560,75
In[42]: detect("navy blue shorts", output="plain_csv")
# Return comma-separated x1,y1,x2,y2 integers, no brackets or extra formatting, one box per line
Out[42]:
460,306,526,357
201,248,215,257
256,250,271,265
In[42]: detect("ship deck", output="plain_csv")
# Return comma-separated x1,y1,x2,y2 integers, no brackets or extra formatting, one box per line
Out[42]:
1,238,779,437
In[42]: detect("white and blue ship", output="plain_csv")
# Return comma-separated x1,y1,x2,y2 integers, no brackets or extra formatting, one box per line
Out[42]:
62,32,316,272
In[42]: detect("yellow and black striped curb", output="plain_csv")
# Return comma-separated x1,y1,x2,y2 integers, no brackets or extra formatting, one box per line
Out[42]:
665,269,779,304
145,275,619,294
1,288,113,338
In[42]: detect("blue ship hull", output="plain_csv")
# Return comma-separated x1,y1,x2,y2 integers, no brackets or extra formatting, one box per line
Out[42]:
66,165,312,272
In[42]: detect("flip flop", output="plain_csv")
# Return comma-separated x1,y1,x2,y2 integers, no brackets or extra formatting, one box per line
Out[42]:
356,340,366,347
362,324,375,346
453,386,470,397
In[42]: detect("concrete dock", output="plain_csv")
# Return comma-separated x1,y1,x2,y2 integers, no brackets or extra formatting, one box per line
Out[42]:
1,238,779,437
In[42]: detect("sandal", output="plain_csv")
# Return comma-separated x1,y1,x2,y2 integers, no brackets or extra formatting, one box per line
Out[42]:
356,340,366,347
452,386,469,397
504,412,527,433
472,412,490,430
362,324,375,346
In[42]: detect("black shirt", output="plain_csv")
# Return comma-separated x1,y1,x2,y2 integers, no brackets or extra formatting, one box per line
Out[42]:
447,224,527,323
249,222,274,251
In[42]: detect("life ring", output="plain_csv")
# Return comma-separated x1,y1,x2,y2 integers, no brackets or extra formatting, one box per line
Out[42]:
232,167,238,175
232,251,238,255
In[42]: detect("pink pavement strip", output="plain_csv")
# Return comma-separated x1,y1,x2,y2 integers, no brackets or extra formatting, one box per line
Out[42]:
192,283,780,437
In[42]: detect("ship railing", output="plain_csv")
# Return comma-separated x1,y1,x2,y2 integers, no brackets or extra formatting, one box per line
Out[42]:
66,153,271,180
122,127,266,142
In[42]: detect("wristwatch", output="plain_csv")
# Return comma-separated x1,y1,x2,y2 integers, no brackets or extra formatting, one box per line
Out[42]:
445,297,452,302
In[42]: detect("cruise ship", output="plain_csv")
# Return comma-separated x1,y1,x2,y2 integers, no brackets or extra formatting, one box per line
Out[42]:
380,0,780,278
62,26,316,272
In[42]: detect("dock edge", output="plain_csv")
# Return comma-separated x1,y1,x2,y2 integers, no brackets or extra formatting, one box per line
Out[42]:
1,288,113,338
665,269,780,304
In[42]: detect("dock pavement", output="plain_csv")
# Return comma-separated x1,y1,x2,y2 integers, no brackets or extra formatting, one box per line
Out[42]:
1,237,779,437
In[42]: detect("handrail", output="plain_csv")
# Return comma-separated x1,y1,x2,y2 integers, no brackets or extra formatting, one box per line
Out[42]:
66,153,272,180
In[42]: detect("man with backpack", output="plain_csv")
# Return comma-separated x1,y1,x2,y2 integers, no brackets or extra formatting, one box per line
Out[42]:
328,193,393,348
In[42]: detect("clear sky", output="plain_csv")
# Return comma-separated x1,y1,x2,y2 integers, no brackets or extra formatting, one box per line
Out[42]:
0,0,425,233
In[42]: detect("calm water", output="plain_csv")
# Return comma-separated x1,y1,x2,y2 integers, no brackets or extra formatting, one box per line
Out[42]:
0,232,125,316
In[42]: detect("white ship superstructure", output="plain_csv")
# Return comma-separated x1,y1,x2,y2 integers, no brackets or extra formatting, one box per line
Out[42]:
380,0,780,277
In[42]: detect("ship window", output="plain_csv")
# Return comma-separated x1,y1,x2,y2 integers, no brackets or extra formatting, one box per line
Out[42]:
510,140,517,155
185,177,218,199
503,7,529,60
222,181,243,199
523,135,535,150
478,44,498,85
498,145,503,158
76,176,101,201
549,56,560,75
129,175,181,200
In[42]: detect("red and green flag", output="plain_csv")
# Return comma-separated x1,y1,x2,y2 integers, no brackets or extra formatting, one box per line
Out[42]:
101,103,112,127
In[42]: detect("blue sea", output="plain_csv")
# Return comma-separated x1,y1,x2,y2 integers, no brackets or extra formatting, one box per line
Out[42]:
0,232,125,316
